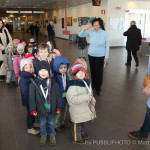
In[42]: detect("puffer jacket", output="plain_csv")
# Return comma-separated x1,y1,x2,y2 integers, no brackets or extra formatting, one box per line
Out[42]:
66,69,96,123
3,48,14,70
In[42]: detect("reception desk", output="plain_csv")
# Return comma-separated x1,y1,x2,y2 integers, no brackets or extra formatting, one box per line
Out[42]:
141,39,150,55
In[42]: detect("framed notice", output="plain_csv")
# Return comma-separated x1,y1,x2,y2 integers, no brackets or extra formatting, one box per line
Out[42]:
109,18,124,30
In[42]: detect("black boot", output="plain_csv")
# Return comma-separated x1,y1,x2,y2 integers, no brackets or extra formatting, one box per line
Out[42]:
12,82,17,87
6,83,12,88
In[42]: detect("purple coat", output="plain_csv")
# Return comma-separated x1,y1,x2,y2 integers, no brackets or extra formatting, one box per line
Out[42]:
13,54,22,77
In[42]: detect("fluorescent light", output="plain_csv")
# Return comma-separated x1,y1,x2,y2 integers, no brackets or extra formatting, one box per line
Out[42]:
20,11,32,13
6,11,19,13
33,11,45,14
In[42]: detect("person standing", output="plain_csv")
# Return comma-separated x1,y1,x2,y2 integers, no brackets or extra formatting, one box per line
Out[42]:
123,21,142,67
47,20,56,48
78,18,109,96
0,19,12,81
34,24,40,39
29,24,35,36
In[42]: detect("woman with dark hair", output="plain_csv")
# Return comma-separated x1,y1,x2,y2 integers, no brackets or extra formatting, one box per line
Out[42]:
0,19,12,81
79,18,109,96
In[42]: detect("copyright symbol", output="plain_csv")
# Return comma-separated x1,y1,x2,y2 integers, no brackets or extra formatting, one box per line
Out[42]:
132,140,136,145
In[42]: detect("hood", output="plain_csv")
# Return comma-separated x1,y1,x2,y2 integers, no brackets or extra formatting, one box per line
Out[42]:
19,71,33,78
53,56,70,73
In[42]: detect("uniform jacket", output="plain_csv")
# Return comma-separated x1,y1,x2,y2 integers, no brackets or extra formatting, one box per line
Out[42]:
123,25,142,51
29,78,62,118
66,69,96,123
51,56,70,109
19,71,33,106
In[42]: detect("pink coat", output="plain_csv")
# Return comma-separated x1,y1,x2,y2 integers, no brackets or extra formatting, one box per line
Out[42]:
13,55,22,77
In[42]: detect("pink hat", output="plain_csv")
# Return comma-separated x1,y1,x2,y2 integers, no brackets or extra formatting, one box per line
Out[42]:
72,62,88,79
13,39,20,43
25,53,34,60
53,49,61,56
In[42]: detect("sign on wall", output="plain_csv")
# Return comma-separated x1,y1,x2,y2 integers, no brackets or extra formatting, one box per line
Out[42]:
92,0,101,6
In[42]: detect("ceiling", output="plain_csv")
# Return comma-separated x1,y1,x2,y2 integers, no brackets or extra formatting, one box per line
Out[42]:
0,0,91,10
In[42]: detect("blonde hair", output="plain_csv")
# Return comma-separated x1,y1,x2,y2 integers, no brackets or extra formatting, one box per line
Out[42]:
75,58,87,70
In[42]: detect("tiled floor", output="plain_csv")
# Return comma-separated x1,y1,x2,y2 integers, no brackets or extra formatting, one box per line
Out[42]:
0,32,149,150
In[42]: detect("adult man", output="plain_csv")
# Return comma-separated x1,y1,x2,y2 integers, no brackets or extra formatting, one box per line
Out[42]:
47,20,56,48
123,21,142,67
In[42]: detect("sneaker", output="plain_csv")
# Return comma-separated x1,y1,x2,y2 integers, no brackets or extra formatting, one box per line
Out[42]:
61,124,69,129
50,136,56,146
82,133,89,140
72,139,85,145
128,130,148,140
33,122,39,128
40,137,47,146
27,128,40,135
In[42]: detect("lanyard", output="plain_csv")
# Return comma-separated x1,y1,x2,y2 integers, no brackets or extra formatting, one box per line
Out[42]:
82,80,92,95
62,74,66,90
40,79,49,100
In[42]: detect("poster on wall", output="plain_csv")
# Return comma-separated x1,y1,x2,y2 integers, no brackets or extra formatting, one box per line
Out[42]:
67,17,72,26
92,0,101,6
73,18,77,23
62,18,64,28
109,18,124,30
82,17,88,25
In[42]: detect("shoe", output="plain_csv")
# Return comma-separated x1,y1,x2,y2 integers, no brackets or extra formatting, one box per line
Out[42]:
82,133,89,140
33,122,39,128
125,63,131,67
50,136,56,146
96,90,101,96
12,82,17,87
55,127,62,132
128,131,148,140
27,128,40,135
40,137,47,146
61,124,69,129
135,61,139,67
72,139,85,145
6,83,12,88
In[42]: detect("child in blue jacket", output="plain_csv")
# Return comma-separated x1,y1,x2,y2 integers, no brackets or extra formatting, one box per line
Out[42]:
19,58,40,135
51,56,70,132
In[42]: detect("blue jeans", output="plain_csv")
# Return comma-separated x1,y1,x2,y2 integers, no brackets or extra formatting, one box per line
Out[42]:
39,112,56,137
78,49,86,58
26,106,33,129
140,106,150,137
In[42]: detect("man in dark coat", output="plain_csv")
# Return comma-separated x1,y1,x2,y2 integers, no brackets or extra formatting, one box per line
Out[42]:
29,24,35,36
123,21,142,67
47,20,56,48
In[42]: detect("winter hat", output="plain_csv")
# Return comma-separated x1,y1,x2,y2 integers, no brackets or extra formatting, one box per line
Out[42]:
36,61,51,74
53,49,61,56
72,62,88,79
20,58,33,71
25,53,34,60
17,43,24,51
13,39,20,43
20,39,27,45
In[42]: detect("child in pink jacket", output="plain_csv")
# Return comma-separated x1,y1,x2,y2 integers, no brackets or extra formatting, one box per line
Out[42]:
13,43,25,78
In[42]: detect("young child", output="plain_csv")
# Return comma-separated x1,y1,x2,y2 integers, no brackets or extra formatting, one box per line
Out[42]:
27,45,34,55
77,36,87,60
13,43,25,78
51,56,70,132
13,39,20,55
53,49,61,57
33,43,50,75
29,36,38,57
3,44,16,88
66,62,96,145
75,58,87,71
20,39,28,53
29,61,62,146
19,58,40,135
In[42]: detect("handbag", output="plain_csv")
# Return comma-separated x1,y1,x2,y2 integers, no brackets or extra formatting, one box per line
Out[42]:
143,73,150,87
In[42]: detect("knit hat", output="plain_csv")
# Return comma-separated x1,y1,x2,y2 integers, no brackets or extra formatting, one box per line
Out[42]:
53,49,61,56
17,43,24,51
13,39,20,43
20,58,33,71
72,62,88,79
20,39,27,45
36,61,51,74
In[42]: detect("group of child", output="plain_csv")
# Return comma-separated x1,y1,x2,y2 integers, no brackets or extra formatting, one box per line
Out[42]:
3,36,96,146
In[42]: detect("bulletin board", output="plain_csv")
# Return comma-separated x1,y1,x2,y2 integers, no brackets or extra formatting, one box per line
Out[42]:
109,18,124,30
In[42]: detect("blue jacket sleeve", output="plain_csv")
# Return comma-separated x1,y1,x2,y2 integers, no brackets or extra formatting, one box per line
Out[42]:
78,29,90,37
105,32,109,59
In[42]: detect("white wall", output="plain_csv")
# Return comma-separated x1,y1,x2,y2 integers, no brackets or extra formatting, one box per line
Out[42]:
46,0,150,47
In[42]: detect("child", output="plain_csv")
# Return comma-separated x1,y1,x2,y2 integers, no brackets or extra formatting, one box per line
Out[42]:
20,39,28,53
29,61,62,146
33,43,50,75
66,62,96,145
27,45,34,55
51,56,70,132
77,36,87,60
13,39,20,55
13,43,25,78
29,36,38,57
53,49,61,56
75,57,87,71
3,44,16,88
19,58,40,135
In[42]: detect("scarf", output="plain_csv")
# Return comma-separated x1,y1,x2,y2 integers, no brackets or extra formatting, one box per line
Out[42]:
68,79,90,88
36,76,48,94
